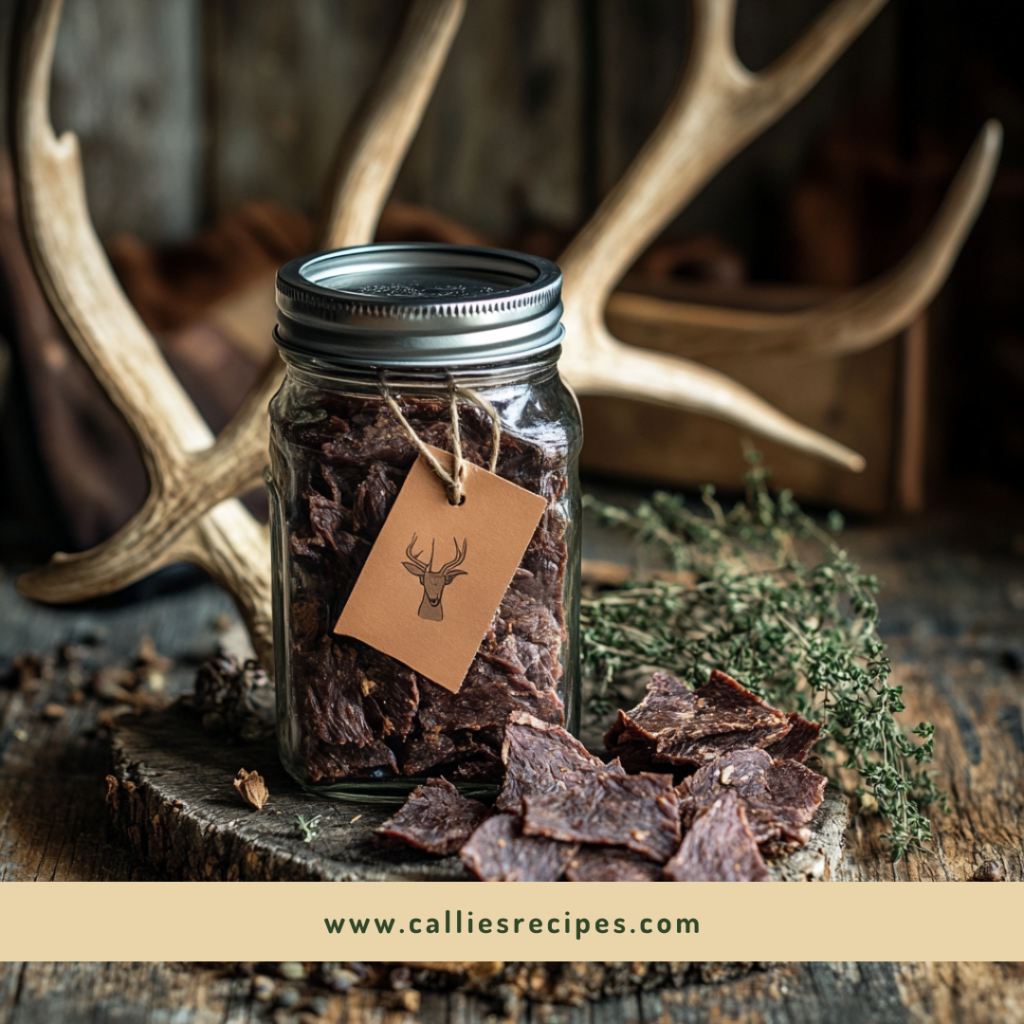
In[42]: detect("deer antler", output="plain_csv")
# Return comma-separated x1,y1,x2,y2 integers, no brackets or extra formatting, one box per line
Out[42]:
405,535,430,573
604,121,1003,360
437,538,468,577
12,0,999,668
557,0,999,471
12,0,466,667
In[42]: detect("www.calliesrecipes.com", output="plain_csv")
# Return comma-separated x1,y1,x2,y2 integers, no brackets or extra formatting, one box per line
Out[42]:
324,911,699,940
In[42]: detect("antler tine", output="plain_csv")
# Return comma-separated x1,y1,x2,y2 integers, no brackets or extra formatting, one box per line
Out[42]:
406,534,429,571
558,0,889,471
559,0,887,305
320,0,466,250
13,0,274,665
561,324,865,471
202,0,468,505
605,121,1003,359
438,537,467,575
14,0,213,474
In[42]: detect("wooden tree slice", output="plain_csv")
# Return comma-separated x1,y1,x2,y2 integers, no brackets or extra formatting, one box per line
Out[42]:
105,706,850,881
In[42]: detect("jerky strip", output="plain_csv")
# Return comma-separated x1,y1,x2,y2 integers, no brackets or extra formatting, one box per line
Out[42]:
764,712,822,762
376,777,488,856
460,814,578,882
522,771,680,863
566,846,664,882
664,790,771,882
605,670,787,748
497,713,622,813
606,670,795,771
676,748,826,853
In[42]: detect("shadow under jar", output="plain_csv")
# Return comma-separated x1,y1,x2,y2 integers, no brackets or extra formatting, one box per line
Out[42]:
268,244,582,800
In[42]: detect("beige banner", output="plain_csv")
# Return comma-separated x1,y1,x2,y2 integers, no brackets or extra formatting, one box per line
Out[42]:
2,882,1023,960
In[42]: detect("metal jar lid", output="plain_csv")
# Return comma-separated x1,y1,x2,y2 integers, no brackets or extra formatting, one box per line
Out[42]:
274,243,563,368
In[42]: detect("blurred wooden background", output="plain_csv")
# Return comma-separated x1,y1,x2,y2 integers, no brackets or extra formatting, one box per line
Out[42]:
0,0,1020,557
0,0,895,245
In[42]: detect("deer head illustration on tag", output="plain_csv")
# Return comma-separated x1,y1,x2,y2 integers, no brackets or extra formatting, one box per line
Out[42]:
402,534,468,621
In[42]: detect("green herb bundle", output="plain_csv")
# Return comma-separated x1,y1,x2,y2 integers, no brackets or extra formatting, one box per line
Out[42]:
581,454,941,861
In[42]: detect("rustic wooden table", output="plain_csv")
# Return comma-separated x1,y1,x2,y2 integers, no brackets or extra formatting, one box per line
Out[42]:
3,496,1024,1021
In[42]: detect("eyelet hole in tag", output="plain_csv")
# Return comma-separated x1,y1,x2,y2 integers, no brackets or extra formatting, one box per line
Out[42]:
334,445,548,692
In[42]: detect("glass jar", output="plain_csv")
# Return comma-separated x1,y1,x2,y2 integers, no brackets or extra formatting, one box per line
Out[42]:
268,243,582,800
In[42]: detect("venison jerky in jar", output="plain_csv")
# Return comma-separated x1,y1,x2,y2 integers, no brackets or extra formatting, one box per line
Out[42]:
268,244,582,799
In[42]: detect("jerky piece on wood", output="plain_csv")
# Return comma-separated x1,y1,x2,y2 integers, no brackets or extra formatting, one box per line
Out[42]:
664,790,771,882
496,712,622,813
566,846,664,882
606,670,792,772
606,670,787,747
655,720,793,771
764,712,822,763
676,749,827,853
460,814,578,882
305,736,398,783
376,777,488,856
522,771,680,863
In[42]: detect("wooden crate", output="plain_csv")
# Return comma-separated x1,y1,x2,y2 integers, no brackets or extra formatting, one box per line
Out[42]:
581,277,927,515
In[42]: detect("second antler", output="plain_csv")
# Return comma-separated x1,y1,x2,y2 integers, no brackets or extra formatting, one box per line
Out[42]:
557,0,1000,471
12,0,1000,668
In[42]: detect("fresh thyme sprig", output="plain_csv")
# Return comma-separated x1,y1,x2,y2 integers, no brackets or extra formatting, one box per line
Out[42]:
581,453,941,861
295,813,323,844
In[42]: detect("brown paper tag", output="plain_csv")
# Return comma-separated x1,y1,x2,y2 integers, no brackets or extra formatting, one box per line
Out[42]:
334,444,548,692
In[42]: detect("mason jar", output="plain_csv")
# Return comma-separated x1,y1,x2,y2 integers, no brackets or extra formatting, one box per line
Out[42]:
268,243,582,800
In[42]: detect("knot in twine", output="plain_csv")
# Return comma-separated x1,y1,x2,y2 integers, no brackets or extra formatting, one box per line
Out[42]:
379,373,501,505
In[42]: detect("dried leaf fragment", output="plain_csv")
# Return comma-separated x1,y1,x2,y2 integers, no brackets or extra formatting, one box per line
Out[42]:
234,768,269,810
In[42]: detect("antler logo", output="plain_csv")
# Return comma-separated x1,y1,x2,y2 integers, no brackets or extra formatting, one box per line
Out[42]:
402,534,468,621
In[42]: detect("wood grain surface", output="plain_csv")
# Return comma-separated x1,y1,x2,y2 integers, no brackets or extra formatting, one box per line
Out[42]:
4,507,1024,884
3,505,1024,1020
2,961,1024,1024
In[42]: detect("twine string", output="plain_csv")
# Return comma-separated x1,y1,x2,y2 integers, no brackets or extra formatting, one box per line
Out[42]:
379,373,502,504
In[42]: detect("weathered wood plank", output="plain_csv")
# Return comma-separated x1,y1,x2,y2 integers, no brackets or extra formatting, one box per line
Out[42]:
105,705,472,882
0,962,257,1024
894,963,1024,1024
396,0,584,239
0,572,236,882
836,514,1024,880
50,0,204,242
2,961,1024,1024
586,288,902,513
205,0,406,219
